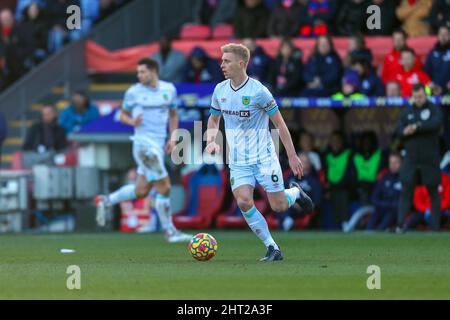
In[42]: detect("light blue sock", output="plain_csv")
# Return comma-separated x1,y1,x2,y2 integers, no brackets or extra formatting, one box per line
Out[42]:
284,187,300,207
242,206,278,249
107,184,137,206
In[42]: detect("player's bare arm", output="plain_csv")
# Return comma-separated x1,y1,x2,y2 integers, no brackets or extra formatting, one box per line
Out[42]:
269,110,304,178
205,114,221,154
119,108,142,127
165,108,179,154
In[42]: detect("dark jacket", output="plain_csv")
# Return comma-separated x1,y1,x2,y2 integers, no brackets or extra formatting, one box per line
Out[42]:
269,48,303,96
267,1,302,37
233,1,270,38
424,41,450,92
247,46,272,84
303,51,342,94
335,0,367,36
360,70,385,96
371,172,402,210
22,121,67,152
396,101,443,186
428,0,450,32
184,47,223,83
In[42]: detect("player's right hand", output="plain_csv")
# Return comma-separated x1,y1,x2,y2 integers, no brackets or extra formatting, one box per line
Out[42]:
205,141,220,154
132,114,143,127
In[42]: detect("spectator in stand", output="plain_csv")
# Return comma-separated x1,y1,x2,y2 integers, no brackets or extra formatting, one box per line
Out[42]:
331,69,366,100
193,0,236,27
150,36,186,83
15,0,45,22
78,0,100,36
46,0,81,53
298,0,338,38
18,2,49,65
352,130,383,205
323,130,353,230
396,83,443,232
59,91,100,134
350,57,385,97
424,25,450,96
184,46,223,83
366,152,402,231
0,111,6,164
241,38,272,83
267,0,303,38
0,8,35,86
365,0,401,36
394,48,432,97
396,0,432,37
343,33,373,68
428,0,450,33
268,38,303,96
297,131,322,172
381,29,422,84
278,152,322,231
23,104,67,152
335,0,367,36
301,35,342,97
233,0,270,38
385,80,402,97
0,0,18,12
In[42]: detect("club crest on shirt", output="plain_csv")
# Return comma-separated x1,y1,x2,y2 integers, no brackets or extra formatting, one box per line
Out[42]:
242,96,251,106
163,93,169,101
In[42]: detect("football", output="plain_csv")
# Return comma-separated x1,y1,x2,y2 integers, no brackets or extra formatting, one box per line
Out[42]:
188,233,218,261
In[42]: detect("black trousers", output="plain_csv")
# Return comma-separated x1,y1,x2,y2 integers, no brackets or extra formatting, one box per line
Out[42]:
398,167,441,231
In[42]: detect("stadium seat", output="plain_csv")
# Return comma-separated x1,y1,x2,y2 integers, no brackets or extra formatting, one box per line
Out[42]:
173,164,225,229
212,24,234,39
179,24,211,40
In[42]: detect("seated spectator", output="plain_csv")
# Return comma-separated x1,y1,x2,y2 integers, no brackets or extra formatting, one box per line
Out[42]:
393,48,432,97
233,0,270,38
267,0,303,38
331,70,366,100
381,29,422,84
184,46,222,83
150,36,186,83
59,91,100,134
350,57,385,97
242,38,272,83
23,104,67,152
17,2,49,65
297,130,321,172
0,111,6,163
424,25,450,96
335,0,367,36
366,152,402,231
193,0,236,27
15,0,45,22
344,33,373,68
78,0,100,36
366,0,400,36
298,0,337,38
385,80,402,97
268,38,303,96
46,0,82,53
428,0,450,33
1,8,35,86
352,130,383,204
396,0,432,37
301,35,342,97
323,130,353,229
278,152,322,231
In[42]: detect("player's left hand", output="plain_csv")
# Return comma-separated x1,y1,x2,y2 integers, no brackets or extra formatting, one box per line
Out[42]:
288,154,304,178
165,140,176,154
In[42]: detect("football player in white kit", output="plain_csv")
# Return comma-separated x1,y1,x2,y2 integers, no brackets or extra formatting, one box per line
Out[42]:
205,44,314,261
95,58,192,243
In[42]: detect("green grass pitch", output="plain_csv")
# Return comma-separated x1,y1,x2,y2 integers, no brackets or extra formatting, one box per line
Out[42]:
0,231,449,299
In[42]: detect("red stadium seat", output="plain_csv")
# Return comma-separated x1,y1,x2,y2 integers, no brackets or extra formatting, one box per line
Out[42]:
212,24,234,39
180,24,211,40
